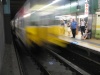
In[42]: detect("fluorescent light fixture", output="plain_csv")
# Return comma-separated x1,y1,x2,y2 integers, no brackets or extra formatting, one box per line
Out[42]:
38,0,61,11
85,0,89,2
55,15,73,20
23,11,35,18
71,2,78,7
23,0,61,17
49,0,61,5
38,11,53,16
23,13,31,18
57,4,70,9
57,2,78,9
1,0,2,2
77,15,88,18
30,5,45,11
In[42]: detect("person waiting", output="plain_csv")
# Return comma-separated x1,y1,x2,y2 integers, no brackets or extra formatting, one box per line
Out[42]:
67,22,71,36
80,19,85,36
81,28,91,40
71,19,78,38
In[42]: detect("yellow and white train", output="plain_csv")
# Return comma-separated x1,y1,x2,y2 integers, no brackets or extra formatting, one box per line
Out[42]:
11,0,70,49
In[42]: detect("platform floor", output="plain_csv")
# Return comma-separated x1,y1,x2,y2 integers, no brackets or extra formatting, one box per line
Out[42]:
59,35,100,53
0,44,20,75
64,31,100,45
87,39,100,45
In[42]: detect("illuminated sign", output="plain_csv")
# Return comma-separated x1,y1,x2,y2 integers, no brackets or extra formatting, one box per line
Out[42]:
84,0,89,16
85,3,89,15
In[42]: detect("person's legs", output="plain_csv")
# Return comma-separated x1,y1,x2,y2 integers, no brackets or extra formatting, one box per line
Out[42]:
81,26,84,35
80,26,82,35
71,29,76,38
73,29,76,38
71,29,74,38
83,26,85,33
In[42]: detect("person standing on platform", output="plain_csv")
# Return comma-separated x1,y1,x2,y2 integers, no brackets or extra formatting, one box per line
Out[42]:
67,22,71,36
80,19,85,36
61,20,65,26
71,19,77,38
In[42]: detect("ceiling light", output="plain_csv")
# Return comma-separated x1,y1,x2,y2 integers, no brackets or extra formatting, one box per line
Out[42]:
23,13,31,18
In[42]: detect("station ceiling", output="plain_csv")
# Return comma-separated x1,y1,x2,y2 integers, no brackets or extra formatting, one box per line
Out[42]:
10,0,76,19
10,0,26,19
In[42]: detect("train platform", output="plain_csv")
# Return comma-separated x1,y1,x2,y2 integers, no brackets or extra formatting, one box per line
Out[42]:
59,36,100,53
0,44,20,75
86,39,100,45
65,31,100,44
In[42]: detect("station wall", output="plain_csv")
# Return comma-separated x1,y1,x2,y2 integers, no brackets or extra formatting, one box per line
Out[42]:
0,1,5,73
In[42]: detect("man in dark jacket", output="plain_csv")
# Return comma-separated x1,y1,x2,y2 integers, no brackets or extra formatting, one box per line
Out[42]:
71,19,77,38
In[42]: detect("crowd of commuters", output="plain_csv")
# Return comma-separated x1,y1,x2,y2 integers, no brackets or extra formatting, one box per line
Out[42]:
61,19,91,40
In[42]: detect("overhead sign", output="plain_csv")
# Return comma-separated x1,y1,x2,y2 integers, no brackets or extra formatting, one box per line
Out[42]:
85,3,89,16
84,0,89,16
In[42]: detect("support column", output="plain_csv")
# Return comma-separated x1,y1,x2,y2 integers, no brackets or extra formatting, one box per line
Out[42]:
3,0,12,44
0,1,5,73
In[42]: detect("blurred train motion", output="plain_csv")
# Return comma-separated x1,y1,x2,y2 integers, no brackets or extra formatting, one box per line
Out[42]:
11,0,69,49
12,0,99,49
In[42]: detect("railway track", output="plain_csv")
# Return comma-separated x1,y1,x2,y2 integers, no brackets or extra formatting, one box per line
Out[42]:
31,49,74,75
13,36,89,75
45,43,100,75
44,45,90,75
13,39,50,75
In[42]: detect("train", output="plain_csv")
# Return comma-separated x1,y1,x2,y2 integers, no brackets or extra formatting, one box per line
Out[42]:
11,0,71,49
11,0,99,50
